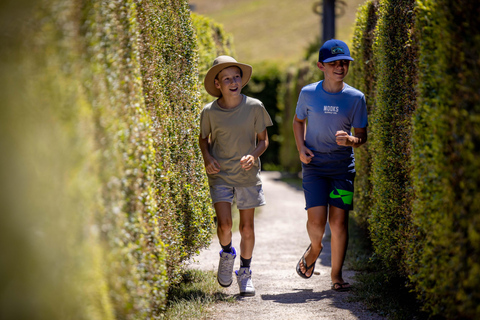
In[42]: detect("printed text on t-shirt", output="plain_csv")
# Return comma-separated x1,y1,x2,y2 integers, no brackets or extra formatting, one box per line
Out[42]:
324,105,339,114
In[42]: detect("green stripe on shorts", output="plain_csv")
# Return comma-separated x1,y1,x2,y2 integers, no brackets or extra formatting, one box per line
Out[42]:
329,188,353,205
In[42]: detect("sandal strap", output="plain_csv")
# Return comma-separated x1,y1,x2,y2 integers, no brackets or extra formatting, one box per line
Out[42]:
302,255,316,271
302,244,322,270
332,282,350,289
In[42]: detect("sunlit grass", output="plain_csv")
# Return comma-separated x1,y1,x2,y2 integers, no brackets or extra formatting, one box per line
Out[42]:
191,0,366,64
167,200,263,319
165,269,235,319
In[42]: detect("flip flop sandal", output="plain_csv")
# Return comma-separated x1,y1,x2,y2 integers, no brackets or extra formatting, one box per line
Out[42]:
296,244,322,279
332,282,351,292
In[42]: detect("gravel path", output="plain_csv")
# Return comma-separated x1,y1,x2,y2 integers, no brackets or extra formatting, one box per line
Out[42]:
187,171,385,320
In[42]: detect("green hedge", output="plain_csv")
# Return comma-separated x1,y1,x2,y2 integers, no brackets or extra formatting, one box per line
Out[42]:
369,0,417,272
351,0,480,317
350,0,378,229
84,1,167,316
0,0,232,318
135,0,215,285
0,1,117,319
409,0,480,317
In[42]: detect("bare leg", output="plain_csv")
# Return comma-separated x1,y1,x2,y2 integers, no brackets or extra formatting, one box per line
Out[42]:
239,208,255,259
299,206,327,277
328,205,349,285
214,202,233,247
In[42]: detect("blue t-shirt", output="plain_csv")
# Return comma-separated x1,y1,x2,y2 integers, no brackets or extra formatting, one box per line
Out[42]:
296,81,368,154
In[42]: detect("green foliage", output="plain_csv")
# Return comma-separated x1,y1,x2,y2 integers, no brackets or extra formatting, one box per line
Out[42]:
164,270,233,319
350,0,378,229
367,0,417,272
191,13,235,104
409,0,480,317
135,0,215,286
277,64,303,173
0,1,114,319
278,53,324,173
1,0,229,318
242,61,285,166
346,217,427,320
351,0,480,317
84,0,167,316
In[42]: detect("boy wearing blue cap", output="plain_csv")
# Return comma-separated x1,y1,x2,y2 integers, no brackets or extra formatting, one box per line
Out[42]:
293,39,368,292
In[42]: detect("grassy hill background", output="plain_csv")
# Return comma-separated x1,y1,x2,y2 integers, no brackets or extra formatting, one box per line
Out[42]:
189,0,366,64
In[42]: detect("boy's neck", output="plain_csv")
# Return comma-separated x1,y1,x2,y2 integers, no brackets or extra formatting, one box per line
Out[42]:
322,79,344,93
217,94,243,109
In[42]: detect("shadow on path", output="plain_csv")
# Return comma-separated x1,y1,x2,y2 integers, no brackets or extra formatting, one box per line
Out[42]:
261,288,340,304
190,171,385,320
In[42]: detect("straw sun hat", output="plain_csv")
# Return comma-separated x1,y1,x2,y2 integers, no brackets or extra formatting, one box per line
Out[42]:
203,55,252,97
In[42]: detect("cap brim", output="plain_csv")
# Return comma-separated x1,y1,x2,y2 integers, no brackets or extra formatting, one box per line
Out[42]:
204,62,252,97
322,56,354,63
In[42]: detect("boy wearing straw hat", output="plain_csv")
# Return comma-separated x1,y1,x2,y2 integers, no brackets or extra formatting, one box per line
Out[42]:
293,39,368,292
199,55,273,296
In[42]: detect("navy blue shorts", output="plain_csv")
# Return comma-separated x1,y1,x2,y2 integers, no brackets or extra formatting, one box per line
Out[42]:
302,151,356,211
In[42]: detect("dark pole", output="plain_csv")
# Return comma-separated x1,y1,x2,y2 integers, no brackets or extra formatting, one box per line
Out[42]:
322,0,335,42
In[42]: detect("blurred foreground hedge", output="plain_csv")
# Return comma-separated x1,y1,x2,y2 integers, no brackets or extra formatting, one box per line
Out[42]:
0,0,231,318
351,0,480,318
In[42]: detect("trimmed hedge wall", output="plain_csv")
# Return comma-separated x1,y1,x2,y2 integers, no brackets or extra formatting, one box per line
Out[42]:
409,0,480,317
0,0,231,318
368,0,417,272
135,0,215,284
351,0,417,271
1,2,115,318
350,0,378,229
351,0,480,317
84,1,168,316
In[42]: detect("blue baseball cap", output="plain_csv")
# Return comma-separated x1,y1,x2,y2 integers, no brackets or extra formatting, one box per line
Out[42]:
318,39,354,63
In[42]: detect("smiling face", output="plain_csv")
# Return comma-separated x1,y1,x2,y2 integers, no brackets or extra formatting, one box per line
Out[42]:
214,66,243,98
317,60,350,83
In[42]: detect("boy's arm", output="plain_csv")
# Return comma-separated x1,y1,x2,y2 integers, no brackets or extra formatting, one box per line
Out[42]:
198,134,220,174
293,114,314,164
240,128,269,171
335,127,367,148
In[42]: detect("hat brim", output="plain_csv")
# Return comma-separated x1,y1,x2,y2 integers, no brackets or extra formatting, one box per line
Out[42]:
322,56,354,63
204,62,252,97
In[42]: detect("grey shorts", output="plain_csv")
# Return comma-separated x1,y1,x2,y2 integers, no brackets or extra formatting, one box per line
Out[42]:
209,185,266,210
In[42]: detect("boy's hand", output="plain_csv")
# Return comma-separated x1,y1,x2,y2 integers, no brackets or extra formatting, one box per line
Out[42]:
335,130,352,146
299,146,314,164
204,157,220,174
240,155,255,171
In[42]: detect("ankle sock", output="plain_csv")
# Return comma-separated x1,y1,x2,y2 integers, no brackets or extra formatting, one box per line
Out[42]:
240,256,251,268
221,242,232,253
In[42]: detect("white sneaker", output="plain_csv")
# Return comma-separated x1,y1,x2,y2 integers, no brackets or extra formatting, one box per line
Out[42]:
236,267,255,296
217,247,236,287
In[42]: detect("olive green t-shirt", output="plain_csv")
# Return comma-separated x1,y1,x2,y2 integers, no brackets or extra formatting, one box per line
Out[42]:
200,95,273,187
